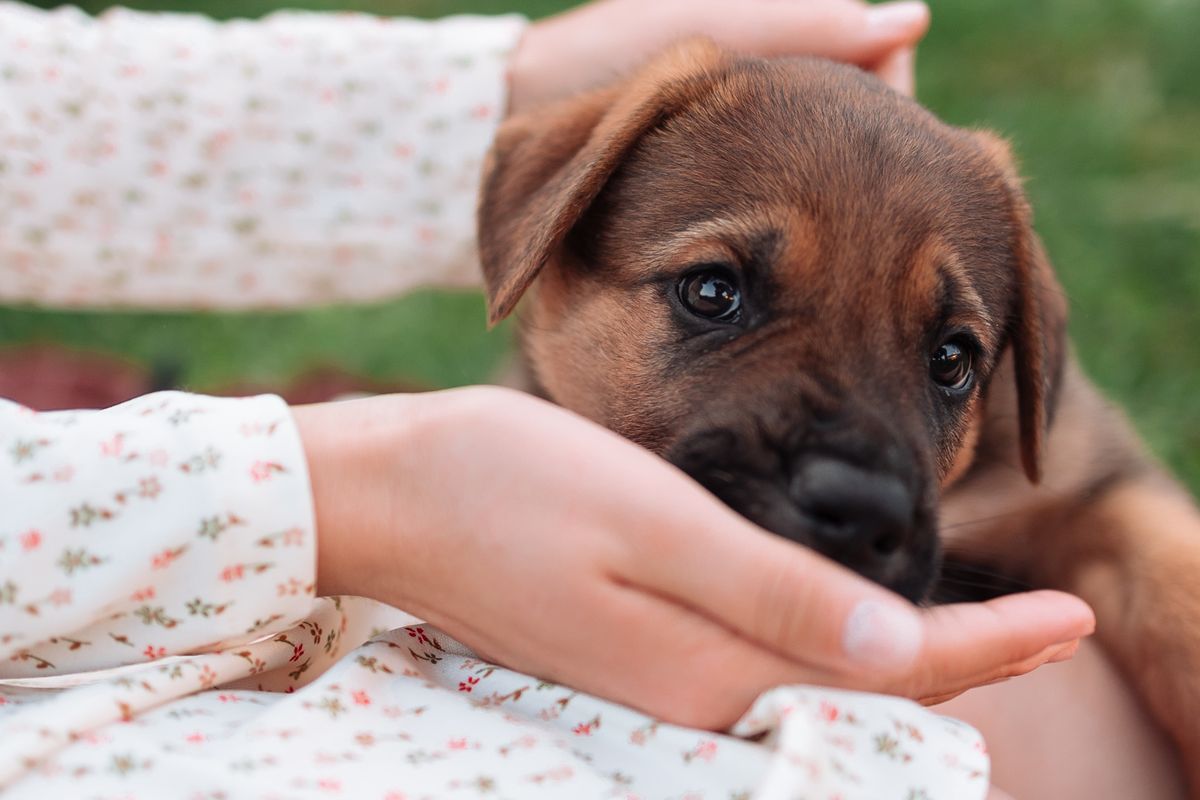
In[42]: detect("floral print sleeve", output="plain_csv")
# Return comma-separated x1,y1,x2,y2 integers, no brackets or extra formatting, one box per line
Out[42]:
0,2,525,309
0,392,316,675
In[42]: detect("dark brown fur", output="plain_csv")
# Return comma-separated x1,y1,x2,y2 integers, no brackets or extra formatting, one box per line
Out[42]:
477,41,1200,791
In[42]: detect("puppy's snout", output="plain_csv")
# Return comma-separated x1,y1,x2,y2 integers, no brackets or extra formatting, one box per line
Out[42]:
790,457,916,575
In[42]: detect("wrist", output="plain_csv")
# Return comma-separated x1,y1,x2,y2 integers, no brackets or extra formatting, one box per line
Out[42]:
294,395,427,601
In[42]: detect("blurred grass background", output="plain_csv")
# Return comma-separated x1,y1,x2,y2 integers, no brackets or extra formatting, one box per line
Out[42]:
2,0,1198,491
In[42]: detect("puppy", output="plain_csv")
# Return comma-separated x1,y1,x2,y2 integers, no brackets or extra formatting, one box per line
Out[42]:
477,41,1200,791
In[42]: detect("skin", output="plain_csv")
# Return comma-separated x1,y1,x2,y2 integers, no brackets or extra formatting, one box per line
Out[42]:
507,0,931,111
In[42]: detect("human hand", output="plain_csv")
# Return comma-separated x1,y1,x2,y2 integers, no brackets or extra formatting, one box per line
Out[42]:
508,0,930,112
298,386,1093,729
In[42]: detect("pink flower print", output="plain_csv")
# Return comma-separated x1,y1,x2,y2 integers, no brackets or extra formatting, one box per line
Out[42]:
249,460,286,483
447,738,468,750
198,665,218,689
384,793,408,800
99,433,125,457
351,691,370,706
355,733,375,747
185,732,206,744
276,577,306,596
138,477,162,499
48,588,71,606
151,546,186,569
53,465,74,482
283,527,304,546
149,449,169,467
572,721,594,736
19,530,41,551
220,565,245,582
470,103,493,120
316,778,341,792
691,740,718,762
143,645,166,660
457,676,479,693
820,701,840,723
130,586,155,602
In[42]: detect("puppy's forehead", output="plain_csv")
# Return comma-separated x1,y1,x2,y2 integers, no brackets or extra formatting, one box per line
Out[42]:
604,58,1016,278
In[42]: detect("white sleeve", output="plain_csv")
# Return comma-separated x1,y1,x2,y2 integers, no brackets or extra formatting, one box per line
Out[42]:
0,3,526,309
0,392,317,676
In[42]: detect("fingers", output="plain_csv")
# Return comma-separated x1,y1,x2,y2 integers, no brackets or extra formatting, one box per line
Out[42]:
710,0,930,68
544,581,828,730
872,45,916,95
914,640,1078,706
622,505,926,676
622,492,1094,701
899,591,1095,701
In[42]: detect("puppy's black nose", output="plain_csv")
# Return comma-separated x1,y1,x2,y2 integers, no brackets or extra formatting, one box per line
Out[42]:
790,457,915,575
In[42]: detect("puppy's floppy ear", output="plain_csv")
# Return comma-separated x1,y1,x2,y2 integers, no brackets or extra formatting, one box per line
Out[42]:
477,39,727,326
975,132,1069,484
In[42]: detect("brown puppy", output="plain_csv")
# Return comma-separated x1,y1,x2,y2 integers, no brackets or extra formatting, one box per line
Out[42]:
477,41,1200,791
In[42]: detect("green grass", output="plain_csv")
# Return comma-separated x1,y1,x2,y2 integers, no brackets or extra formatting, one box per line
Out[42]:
3,0,1198,491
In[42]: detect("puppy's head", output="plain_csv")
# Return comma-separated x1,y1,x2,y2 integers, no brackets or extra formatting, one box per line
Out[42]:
479,42,1067,601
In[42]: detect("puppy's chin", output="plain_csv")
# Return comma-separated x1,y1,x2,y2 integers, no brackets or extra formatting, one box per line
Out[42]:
666,432,942,604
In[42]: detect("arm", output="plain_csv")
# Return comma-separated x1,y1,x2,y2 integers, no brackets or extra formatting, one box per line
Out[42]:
0,0,929,312
0,3,525,309
0,392,316,675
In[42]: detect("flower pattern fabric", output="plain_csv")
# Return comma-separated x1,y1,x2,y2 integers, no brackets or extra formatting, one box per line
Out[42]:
0,2,523,308
0,4,992,798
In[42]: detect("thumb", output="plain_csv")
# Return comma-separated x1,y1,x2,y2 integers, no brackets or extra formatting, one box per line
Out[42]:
624,501,928,674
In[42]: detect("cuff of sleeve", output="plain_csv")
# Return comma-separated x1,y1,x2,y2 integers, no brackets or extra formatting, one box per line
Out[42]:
0,392,317,676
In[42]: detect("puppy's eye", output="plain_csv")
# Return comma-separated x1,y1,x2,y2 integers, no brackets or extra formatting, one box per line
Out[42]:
930,337,975,392
679,267,742,322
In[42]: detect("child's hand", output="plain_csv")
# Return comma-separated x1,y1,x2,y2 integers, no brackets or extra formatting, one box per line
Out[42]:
298,387,1092,729
508,0,930,113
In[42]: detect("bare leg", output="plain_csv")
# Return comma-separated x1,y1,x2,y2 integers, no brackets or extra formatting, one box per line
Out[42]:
941,639,1185,799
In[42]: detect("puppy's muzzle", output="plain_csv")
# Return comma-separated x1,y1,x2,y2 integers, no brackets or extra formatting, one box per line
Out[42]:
790,456,915,572
666,412,939,602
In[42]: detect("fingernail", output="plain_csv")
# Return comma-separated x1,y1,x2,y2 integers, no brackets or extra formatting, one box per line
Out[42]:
867,1,930,35
843,599,923,670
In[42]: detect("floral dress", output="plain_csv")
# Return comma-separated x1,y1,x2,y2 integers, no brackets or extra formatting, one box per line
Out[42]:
0,4,992,798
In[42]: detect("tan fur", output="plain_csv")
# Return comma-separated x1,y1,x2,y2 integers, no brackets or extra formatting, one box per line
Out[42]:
477,41,1200,793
